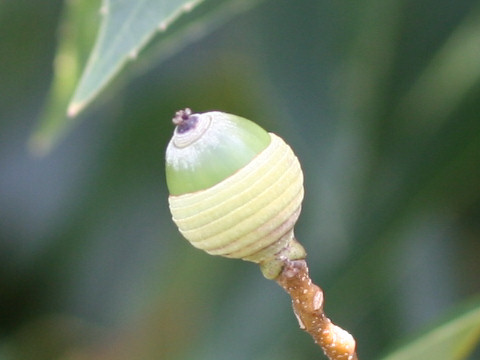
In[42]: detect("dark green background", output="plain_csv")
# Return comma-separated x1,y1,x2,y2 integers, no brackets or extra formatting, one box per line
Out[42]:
1,0,479,359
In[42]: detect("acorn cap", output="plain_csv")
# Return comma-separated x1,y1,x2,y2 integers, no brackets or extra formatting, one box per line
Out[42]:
165,109,271,196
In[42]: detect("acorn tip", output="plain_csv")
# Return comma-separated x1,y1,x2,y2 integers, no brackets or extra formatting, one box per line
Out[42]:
172,108,192,126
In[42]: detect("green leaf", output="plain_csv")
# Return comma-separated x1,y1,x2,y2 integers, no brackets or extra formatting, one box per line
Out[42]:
380,297,480,360
29,0,100,155
67,0,205,118
31,0,263,154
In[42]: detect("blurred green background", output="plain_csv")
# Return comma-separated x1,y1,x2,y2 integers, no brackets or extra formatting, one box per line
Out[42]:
1,0,480,359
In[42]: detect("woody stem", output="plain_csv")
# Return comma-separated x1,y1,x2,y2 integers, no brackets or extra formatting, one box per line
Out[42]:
275,259,358,360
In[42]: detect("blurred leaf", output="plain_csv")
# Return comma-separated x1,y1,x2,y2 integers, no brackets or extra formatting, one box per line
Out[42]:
29,0,100,156
380,297,480,360
393,3,480,136
30,0,263,154
67,0,205,117
131,0,266,84
31,0,205,154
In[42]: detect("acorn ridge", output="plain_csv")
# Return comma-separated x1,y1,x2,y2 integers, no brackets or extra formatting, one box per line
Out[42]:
166,110,306,279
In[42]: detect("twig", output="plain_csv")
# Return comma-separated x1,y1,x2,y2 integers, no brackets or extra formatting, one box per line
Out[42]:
275,259,358,360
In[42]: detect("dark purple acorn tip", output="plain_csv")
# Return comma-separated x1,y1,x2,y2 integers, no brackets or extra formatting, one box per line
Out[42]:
172,108,198,134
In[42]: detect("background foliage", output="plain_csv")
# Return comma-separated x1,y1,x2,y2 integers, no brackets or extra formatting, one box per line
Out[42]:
1,0,480,359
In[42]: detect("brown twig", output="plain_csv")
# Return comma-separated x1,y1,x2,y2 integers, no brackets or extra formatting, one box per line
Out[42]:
275,259,358,360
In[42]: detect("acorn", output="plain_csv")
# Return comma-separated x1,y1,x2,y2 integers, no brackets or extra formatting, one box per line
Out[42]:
165,109,306,279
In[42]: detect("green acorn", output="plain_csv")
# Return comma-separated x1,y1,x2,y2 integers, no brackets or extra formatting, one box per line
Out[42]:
166,109,306,279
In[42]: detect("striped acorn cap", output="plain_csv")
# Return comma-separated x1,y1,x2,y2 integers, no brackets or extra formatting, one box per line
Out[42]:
165,109,305,278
